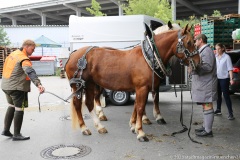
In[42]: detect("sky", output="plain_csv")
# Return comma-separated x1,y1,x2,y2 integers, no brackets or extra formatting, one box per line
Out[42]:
0,0,48,8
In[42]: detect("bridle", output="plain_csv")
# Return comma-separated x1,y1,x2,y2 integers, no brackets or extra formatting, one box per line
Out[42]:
176,30,199,70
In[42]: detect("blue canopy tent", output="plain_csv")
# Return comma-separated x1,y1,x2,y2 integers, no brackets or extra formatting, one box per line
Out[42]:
34,35,62,55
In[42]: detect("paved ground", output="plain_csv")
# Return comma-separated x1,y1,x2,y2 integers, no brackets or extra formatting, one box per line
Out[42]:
0,76,240,160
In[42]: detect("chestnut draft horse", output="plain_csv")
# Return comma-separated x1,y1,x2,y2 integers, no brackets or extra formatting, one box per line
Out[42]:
65,24,200,142
94,21,182,123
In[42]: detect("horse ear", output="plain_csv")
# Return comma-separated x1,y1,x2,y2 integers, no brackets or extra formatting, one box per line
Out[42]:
188,25,193,32
168,21,173,29
183,24,189,34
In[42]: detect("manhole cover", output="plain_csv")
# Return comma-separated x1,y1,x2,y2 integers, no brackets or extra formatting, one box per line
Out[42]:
59,114,90,121
40,144,91,159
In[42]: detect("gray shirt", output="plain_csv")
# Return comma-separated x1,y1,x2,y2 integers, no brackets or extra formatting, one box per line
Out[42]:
216,53,233,79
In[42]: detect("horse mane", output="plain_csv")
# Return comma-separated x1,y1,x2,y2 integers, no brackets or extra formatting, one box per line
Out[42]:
153,22,181,35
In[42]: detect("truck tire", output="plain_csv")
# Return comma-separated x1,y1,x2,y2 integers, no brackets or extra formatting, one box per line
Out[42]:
109,91,130,106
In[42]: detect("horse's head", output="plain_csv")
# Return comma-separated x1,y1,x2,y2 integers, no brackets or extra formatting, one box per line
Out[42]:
175,24,200,70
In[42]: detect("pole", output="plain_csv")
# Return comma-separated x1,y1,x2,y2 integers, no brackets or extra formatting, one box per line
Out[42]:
171,0,176,22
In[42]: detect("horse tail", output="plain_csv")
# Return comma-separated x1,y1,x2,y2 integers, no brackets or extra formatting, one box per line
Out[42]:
70,98,79,129
70,91,86,130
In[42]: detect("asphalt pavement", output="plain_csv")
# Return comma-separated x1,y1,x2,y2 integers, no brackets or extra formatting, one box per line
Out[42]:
0,76,240,160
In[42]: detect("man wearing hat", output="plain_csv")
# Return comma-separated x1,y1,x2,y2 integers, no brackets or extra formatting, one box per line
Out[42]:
190,34,218,137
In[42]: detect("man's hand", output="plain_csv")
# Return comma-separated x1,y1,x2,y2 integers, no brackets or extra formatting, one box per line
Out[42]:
38,84,45,94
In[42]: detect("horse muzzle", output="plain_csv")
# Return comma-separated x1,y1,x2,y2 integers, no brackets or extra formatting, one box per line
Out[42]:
178,49,199,70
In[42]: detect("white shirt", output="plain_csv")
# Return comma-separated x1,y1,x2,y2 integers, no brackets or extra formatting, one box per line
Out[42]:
216,53,233,79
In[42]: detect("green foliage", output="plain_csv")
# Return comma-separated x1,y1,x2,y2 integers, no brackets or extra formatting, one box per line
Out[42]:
55,67,61,76
0,26,11,46
122,0,159,17
170,15,200,35
212,10,221,17
86,0,106,16
177,15,200,28
154,0,172,24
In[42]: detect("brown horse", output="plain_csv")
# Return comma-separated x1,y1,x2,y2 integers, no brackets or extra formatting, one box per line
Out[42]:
93,21,182,124
65,24,200,142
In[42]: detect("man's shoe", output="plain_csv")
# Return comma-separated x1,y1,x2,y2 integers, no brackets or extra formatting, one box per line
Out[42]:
1,130,13,137
228,115,235,120
195,126,205,133
195,130,213,137
12,134,30,141
214,110,222,115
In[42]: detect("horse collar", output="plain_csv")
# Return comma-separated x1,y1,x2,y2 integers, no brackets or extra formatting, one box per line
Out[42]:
141,36,172,78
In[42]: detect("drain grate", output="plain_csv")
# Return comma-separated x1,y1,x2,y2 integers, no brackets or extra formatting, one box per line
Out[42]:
59,114,91,121
40,144,91,159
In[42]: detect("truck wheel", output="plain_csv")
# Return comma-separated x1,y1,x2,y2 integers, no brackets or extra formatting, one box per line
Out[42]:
109,91,130,106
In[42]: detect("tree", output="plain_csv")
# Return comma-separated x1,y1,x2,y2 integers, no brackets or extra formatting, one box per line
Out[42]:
212,10,221,17
122,0,159,17
86,0,106,16
154,0,172,24
0,26,11,46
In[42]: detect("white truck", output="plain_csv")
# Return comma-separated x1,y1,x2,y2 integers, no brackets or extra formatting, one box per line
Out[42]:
68,15,186,105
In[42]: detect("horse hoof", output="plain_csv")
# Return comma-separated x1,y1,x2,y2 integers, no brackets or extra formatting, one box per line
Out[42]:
142,119,152,125
130,128,136,134
98,128,108,134
138,136,149,142
157,118,167,125
82,129,92,135
99,115,108,121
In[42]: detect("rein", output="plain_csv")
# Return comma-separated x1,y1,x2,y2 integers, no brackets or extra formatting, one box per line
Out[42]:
171,65,202,144
171,65,188,136
187,73,202,144
37,89,81,112
38,46,97,112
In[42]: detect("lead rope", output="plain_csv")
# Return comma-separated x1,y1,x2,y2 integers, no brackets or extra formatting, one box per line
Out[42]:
188,73,202,144
171,65,188,136
38,88,82,112
38,91,70,112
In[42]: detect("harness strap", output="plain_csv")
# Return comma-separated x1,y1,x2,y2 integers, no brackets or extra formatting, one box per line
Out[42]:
142,23,172,79
69,46,97,99
171,65,188,136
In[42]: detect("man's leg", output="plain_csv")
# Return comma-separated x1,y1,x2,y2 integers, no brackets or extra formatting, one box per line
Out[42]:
1,91,15,137
12,107,30,141
1,105,15,137
9,90,30,141
196,103,214,137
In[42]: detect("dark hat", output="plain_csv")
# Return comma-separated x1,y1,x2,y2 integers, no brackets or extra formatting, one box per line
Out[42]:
194,34,207,43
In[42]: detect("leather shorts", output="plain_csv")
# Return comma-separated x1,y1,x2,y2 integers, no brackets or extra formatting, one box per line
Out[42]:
2,90,28,108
